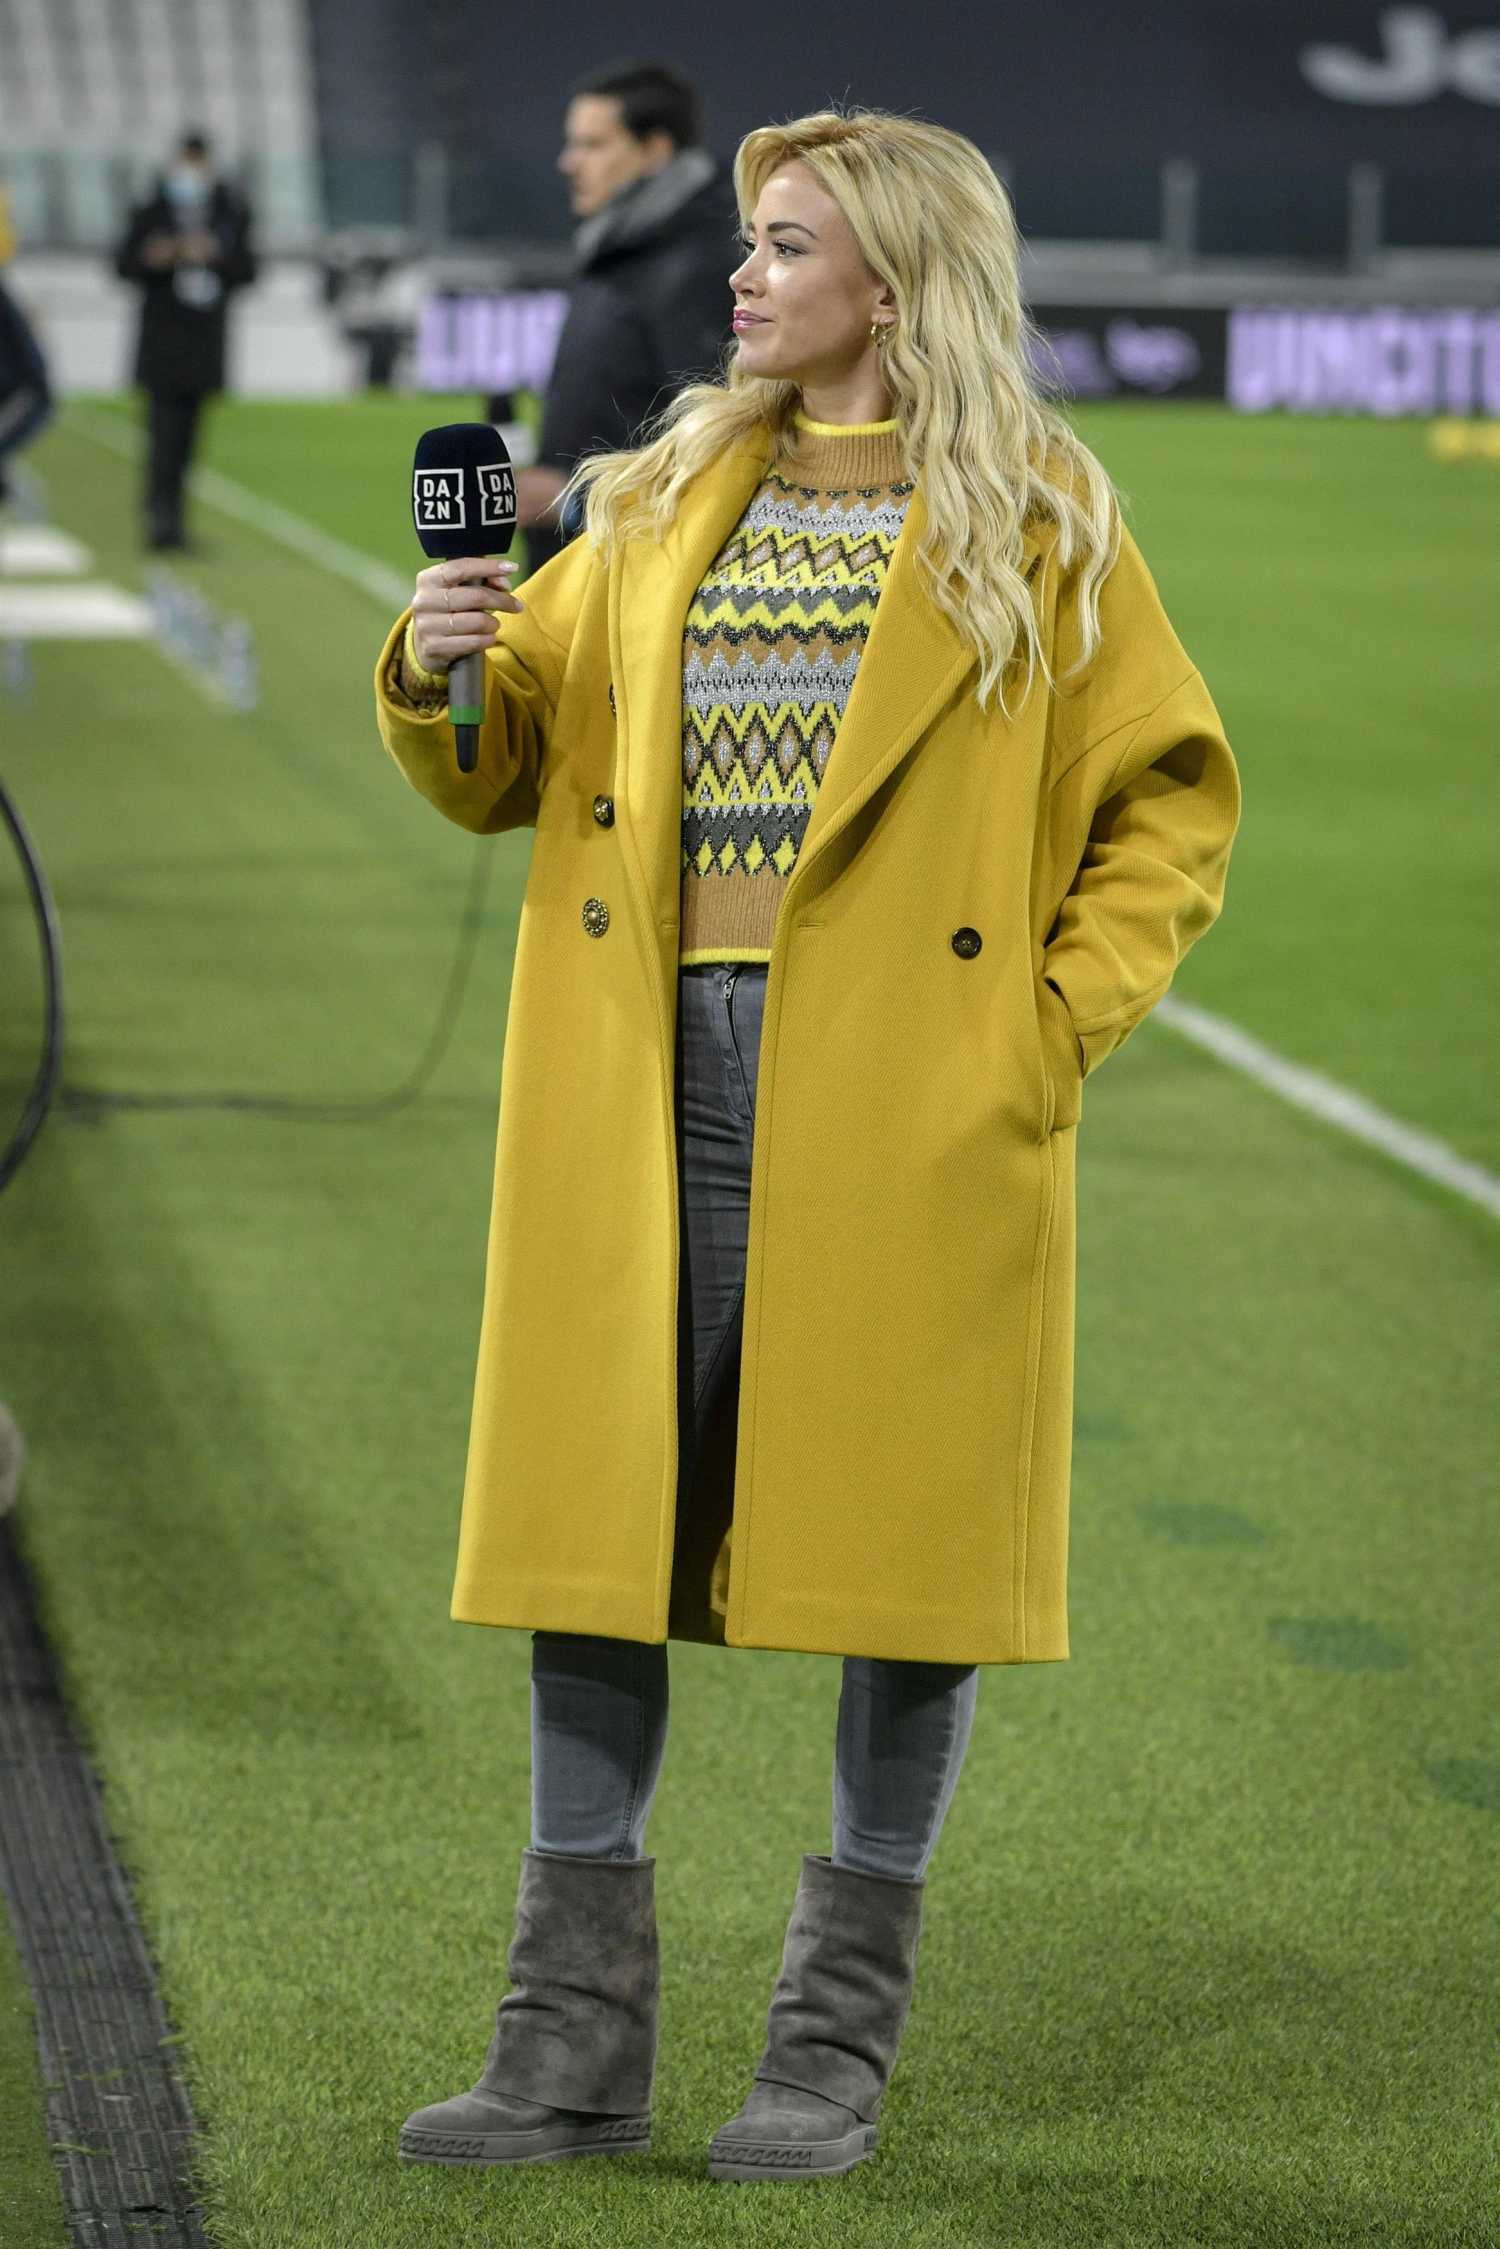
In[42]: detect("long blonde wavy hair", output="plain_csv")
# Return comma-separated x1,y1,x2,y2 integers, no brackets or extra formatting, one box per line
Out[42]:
560,105,1122,718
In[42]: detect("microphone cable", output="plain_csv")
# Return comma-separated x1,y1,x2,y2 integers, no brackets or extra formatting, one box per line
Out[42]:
0,770,498,1191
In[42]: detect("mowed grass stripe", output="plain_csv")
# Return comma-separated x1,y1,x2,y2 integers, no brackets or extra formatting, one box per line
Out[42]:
0,402,1493,2246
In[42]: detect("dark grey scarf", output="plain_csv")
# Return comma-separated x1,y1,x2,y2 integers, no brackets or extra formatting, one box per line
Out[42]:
573,146,720,269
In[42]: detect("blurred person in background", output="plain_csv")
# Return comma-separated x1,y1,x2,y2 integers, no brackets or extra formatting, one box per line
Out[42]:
516,57,737,568
114,132,257,552
0,187,53,504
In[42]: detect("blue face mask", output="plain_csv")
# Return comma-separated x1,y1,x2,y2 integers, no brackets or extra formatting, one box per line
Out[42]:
165,166,207,208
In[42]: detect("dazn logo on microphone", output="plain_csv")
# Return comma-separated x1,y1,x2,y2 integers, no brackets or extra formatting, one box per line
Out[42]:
478,463,516,527
413,468,465,530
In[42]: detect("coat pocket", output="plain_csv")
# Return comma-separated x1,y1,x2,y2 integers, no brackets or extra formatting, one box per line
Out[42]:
1035,975,1084,1134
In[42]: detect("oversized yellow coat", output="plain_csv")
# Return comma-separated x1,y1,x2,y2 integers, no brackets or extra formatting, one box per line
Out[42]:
374,427,1240,1666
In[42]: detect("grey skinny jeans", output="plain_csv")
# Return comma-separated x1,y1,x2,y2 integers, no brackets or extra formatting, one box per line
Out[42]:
531,962,980,1879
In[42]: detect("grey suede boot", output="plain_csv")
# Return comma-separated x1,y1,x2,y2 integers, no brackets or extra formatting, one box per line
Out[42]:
708,1852,926,2182
398,1847,658,2167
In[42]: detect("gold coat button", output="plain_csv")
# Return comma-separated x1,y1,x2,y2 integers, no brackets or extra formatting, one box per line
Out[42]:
582,897,609,937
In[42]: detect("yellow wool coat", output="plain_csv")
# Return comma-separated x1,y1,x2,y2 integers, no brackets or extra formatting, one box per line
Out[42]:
374,427,1241,1666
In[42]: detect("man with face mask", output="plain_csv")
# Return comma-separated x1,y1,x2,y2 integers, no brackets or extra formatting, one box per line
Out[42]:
113,132,257,551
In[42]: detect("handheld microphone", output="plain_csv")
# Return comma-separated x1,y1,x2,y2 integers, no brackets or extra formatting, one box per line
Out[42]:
411,422,519,774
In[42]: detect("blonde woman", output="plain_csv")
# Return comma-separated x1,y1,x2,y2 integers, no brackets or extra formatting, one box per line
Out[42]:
374,108,1240,2185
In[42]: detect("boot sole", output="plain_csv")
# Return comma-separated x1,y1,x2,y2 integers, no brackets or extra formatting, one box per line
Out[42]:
707,2124,877,2181
399,2117,651,2166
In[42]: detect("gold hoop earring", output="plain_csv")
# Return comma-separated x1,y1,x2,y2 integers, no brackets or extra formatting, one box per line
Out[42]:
871,318,893,348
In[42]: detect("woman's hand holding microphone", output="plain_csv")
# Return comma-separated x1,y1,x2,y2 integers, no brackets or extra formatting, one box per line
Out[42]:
404,556,526,687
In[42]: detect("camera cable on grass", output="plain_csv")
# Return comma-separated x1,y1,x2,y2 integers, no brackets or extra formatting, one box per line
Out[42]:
0,770,62,1192
0,766,497,1191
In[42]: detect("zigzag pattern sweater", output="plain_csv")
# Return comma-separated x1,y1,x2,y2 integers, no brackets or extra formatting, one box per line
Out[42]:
678,412,913,966
385,413,914,963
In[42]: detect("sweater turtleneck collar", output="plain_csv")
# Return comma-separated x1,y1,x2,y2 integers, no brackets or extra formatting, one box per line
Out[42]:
775,410,910,493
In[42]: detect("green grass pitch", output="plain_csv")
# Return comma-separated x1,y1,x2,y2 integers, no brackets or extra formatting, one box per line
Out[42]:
0,393,1495,2247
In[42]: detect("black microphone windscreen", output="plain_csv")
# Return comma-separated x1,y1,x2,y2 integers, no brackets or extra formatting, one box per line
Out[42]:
412,422,518,560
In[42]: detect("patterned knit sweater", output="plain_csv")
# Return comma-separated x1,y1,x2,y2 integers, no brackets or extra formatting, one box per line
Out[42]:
678,412,913,966
385,413,915,966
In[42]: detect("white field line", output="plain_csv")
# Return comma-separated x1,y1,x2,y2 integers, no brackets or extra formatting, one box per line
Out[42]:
68,405,410,609
64,404,1500,1223
1155,995,1500,1221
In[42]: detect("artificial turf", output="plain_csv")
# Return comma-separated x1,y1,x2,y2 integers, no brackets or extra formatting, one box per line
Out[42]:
0,394,1495,2247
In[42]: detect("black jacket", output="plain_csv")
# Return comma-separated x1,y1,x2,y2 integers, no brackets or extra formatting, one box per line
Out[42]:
114,180,257,395
532,154,739,562
0,276,52,466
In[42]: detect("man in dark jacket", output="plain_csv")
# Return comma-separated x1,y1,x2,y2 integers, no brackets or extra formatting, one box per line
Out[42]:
114,131,257,551
0,279,53,506
517,60,738,568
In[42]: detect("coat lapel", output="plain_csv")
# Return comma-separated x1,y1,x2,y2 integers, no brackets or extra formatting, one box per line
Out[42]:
609,425,1049,938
